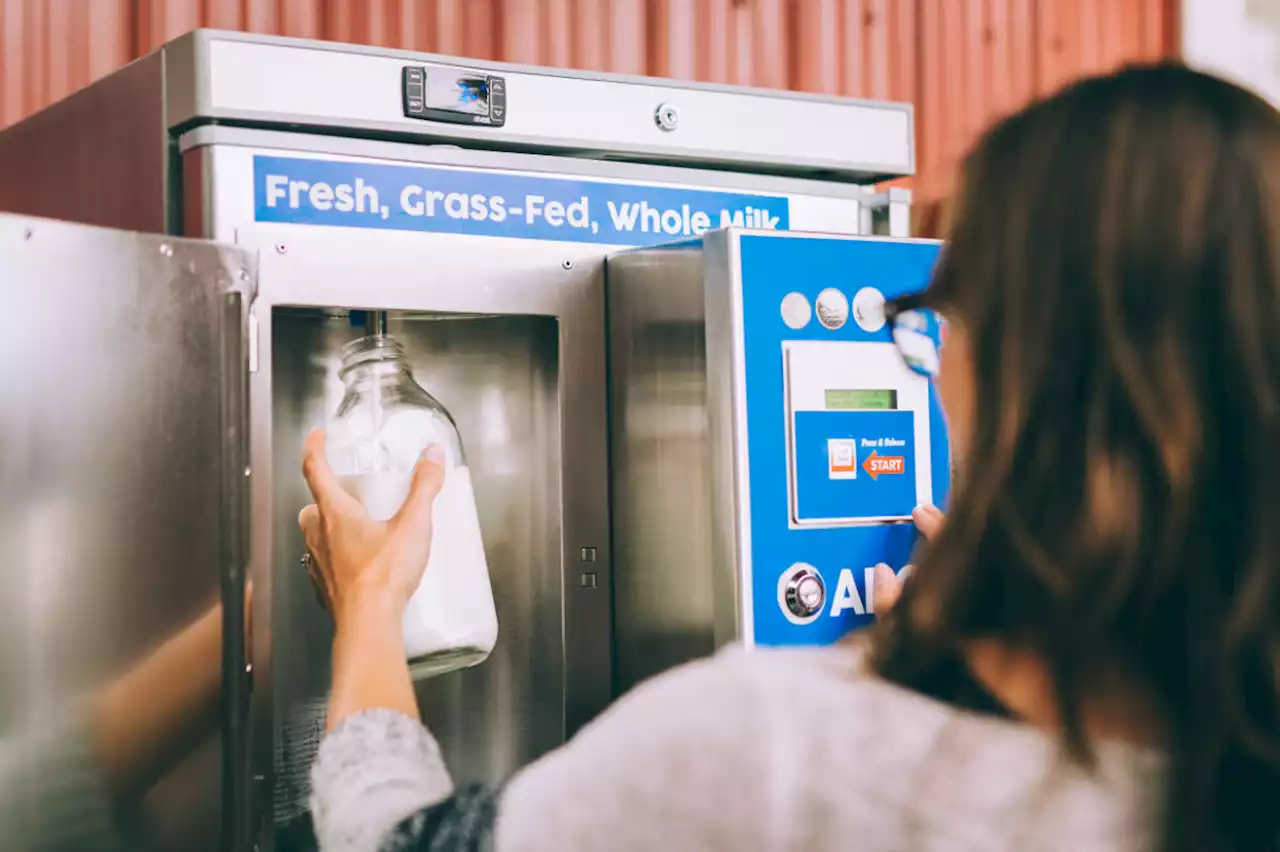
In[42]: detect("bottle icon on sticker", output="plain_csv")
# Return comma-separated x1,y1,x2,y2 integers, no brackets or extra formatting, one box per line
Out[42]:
828,438,858,480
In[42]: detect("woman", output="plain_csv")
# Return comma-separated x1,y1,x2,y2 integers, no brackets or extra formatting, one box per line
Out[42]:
299,63,1280,851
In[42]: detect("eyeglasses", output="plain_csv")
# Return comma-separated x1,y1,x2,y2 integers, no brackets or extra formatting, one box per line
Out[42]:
886,302,948,380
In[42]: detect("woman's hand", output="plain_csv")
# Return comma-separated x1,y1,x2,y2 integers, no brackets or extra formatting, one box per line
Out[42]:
873,504,944,615
298,429,446,626
298,429,447,731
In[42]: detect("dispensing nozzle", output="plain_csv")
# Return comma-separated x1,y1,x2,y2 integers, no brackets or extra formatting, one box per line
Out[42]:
364,310,388,338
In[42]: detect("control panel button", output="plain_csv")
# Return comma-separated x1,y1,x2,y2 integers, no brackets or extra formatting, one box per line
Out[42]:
778,563,826,624
488,76,507,126
780,291,812,330
816,288,849,330
794,575,824,612
852,287,886,332
402,67,428,117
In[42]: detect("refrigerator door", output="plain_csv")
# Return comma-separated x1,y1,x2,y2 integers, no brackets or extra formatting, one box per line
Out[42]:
0,214,253,851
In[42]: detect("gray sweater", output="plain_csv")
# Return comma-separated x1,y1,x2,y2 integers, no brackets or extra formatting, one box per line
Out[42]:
310,645,1167,852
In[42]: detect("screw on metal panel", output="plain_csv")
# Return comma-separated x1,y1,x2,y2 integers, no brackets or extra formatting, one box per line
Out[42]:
561,259,574,270
159,243,173,257
22,228,32,240
275,242,288,254
239,269,250,281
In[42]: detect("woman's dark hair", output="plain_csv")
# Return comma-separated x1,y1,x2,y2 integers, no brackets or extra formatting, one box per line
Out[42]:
873,63,1280,852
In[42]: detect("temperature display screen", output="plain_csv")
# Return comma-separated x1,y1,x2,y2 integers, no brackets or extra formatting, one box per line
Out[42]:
825,389,898,410
402,66,506,127
425,74,490,116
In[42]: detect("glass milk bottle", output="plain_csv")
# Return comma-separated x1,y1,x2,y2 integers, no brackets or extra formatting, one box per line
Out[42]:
325,332,498,678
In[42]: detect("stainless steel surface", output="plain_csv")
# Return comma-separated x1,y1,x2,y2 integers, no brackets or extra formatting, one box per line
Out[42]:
0,213,252,851
606,243,727,695
887,188,913,239
605,231,776,693
861,187,915,239
166,30,914,182
702,230,756,648
243,226,611,850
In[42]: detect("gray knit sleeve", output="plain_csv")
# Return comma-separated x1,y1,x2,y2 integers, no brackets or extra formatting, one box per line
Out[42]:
310,649,775,852
310,709,456,852
0,709,127,852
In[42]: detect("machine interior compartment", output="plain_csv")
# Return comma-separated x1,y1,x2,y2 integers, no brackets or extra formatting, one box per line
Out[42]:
268,307,563,826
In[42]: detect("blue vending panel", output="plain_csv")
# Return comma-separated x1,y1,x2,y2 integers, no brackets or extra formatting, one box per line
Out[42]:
736,233,949,647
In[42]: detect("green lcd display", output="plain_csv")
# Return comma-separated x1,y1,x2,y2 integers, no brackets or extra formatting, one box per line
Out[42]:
825,389,898,410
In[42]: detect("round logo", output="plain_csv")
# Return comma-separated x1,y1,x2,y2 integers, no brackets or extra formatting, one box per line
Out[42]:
815,288,850,330
780,292,812,330
852,287,886,333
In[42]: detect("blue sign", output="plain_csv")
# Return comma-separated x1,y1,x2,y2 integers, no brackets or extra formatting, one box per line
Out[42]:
735,234,948,647
253,155,790,246
793,409,917,522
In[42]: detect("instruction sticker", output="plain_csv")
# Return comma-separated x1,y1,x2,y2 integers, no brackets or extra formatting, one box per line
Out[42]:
253,155,790,246
784,338,933,525
795,410,918,521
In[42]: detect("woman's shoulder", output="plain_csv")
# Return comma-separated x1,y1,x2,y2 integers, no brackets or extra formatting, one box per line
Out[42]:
500,641,1165,851
646,638,959,726
595,639,1003,782
656,640,990,744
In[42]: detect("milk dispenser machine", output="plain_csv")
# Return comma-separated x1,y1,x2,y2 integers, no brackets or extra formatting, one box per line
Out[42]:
0,30,946,851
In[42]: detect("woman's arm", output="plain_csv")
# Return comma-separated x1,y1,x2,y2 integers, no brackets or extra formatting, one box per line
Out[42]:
295,430,776,852
327,589,417,734
309,648,774,852
297,429,443,732
297,432,462,848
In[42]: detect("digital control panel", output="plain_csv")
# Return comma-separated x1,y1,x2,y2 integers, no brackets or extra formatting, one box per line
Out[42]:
784,340,932,526
402,65,507,127
733,233,948,646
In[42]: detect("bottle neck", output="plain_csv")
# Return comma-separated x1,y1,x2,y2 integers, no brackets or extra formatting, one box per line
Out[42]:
340,359,414,391
338,334,415,392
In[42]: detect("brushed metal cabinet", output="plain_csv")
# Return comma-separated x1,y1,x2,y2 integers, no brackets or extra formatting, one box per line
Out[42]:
0,213,251,851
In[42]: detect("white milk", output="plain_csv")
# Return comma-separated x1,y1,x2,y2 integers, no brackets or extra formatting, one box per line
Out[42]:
337,464,497,675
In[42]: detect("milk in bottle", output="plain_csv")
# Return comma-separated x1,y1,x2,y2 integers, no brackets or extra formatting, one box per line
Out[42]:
324,332,498,678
